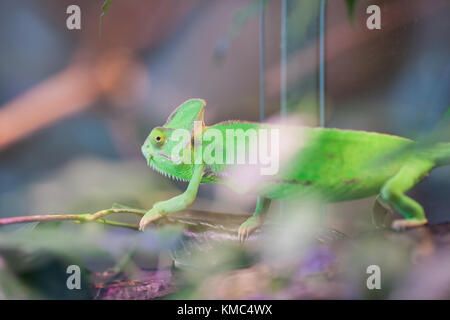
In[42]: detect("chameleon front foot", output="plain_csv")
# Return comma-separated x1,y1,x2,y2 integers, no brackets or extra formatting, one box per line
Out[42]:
139,208,164,231
238,216,262,243
391,219,428,231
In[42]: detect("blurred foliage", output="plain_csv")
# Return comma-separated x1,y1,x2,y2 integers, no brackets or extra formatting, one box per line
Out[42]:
163,202,450,299
0,221,183,299
100,0,114,20
0,155,182,298
2,201,449,299
345,0,359,22
99,0,115,34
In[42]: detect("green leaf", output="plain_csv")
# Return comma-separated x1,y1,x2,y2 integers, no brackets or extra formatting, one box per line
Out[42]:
99,0,115,35
345,0,358,23
101,0,114,17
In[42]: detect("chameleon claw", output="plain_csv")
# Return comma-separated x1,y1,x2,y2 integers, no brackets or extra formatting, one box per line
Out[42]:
237,217,261,243
138,211,163,231
237,226,244,243
238,227,251,243
238,229,245,243
391,219,427,231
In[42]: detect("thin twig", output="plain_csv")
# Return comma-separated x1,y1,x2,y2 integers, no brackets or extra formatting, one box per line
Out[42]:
0,208,251,234
0,208,146,230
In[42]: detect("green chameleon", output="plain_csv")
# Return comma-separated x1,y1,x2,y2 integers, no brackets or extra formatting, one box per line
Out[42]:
139,99,450,240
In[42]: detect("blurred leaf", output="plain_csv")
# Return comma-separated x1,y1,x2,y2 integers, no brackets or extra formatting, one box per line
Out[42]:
345,0,358,23
0,263,30,299
33,221,63,230
99,0,115,34
13,222,40,232
111,203,142,211
101,0,114,18
0,223,183,269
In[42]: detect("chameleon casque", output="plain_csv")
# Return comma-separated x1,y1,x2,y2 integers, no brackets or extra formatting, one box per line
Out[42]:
139,99,450,240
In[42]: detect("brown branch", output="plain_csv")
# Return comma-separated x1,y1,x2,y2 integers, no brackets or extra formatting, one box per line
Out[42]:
0,214,82,225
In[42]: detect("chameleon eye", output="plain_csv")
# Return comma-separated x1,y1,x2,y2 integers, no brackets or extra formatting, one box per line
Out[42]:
151,132,165,147
149,127,166,148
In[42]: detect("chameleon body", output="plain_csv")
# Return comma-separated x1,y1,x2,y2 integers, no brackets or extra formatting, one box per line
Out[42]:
140,99,450,240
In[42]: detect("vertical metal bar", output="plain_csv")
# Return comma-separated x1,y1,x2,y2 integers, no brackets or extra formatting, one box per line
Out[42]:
280,0,287,216
280,0,287,118
259,0,265,122
319,0,327,223
319,0,326,128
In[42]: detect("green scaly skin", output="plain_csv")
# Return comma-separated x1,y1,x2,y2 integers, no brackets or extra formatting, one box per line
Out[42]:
139,99,450,241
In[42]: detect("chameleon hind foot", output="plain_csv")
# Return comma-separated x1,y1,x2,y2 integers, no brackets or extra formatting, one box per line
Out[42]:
391,219,428,231
238,216,263,243
380,160,433,232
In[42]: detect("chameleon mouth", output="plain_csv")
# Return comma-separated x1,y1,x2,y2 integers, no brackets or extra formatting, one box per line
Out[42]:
145,152,172,166
148,161,189,182
155,152,173,161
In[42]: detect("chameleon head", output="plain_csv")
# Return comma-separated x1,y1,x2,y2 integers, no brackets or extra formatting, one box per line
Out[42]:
141,98,206,180
141,126,194,181
141,126,169,165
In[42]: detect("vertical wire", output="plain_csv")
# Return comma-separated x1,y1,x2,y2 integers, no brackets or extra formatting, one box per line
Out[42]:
319,0,327,223
319,0,326,128
280,0,287,216
281,0,287,118
259,0,265,122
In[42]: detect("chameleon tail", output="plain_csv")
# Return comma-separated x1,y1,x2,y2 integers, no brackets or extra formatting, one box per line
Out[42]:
433,142,450,167
419,107,450,167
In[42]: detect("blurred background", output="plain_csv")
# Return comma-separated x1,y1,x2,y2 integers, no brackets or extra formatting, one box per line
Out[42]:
0,0,449,299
